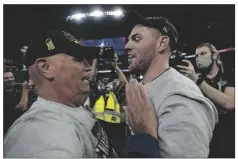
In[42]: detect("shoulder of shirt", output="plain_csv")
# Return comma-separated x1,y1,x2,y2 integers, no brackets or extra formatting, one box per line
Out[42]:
149,68,200,90
147,68,217,122
12,97,79,124
146,68,206,102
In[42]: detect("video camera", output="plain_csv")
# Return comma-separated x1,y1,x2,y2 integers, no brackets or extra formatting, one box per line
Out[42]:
99,46,115,60
13,82,36,94
169,50,195,69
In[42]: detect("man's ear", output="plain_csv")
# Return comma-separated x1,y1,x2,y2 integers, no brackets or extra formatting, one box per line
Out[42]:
35,58,55,80
156,36,170,54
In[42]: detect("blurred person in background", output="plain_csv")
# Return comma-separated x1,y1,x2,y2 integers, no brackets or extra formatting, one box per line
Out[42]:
4,71,30,135
4,71,15,93
87,52,128,109
177,42,235,158
86,52,128,157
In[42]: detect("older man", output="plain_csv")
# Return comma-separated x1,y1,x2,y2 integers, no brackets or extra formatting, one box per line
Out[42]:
4,30,118,158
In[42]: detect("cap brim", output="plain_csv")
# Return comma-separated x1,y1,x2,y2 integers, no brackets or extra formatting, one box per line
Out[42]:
125,11,154,31
68,44,100,61
81,46,101,60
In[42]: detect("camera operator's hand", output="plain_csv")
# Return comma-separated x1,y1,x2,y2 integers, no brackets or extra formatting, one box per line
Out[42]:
16,81,30,111
111,53,118,68
28,79,34,86
123,79,158,139
177,60,199,82
22,81,30,92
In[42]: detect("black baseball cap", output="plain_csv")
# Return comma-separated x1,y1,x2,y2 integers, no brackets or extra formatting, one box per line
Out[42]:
24,30,100,68
125,11,178,50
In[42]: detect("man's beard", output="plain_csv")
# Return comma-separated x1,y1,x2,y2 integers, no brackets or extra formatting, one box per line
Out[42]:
129,59,151,77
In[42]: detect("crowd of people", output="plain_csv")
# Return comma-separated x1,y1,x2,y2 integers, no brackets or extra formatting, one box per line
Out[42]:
3,11,235,158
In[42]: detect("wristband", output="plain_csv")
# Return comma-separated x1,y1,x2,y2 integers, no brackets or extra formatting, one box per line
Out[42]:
196,75,204,86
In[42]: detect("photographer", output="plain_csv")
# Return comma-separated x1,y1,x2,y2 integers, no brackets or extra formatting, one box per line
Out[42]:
177,43,235,157
87,52,128,157
88,52,128,120
4,72,31,135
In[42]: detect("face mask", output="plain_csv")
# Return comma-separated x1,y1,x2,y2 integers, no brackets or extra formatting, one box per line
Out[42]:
4,80,15,91
196,56,213,69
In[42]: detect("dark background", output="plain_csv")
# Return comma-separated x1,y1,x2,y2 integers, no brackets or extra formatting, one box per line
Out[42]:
4,4,235,75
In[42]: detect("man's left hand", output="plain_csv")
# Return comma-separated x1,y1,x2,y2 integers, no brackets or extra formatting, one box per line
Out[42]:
177,60,199,82
123,79,158,139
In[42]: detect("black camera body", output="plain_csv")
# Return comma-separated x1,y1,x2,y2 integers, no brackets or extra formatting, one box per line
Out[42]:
99,46,115,60
169,50,189,68
13,83,36,93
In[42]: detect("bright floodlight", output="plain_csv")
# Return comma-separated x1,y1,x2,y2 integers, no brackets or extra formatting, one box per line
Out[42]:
113,9,123,17
72,13,85,20
106,11,113,16
90,10,104,17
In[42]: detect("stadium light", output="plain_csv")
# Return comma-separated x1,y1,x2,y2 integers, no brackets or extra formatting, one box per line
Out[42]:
105,11,113,16
72,13,85,20
113,9,123,17
90,10,104,17
67,9,124,21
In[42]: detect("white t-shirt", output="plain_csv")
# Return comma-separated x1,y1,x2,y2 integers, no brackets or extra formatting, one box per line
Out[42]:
4,97,117,158
144,67,218,157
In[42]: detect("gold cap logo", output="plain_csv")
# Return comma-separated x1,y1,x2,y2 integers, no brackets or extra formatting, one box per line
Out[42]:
45,38,55,50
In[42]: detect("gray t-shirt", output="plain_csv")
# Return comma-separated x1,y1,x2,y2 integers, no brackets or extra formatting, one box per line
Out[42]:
144,68,218,157
4,97,117,158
